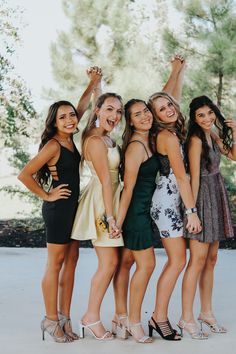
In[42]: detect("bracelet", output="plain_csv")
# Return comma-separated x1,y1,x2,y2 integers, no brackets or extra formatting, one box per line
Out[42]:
106,215,114,222
185,207,197,215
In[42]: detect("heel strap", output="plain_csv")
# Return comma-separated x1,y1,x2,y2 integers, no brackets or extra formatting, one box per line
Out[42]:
82,320,101,328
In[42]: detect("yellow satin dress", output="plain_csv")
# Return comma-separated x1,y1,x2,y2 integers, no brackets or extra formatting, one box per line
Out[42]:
71,137,124,247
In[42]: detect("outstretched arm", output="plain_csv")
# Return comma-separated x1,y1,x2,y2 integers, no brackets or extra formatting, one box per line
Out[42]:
162,54,186,102
77,66,102,121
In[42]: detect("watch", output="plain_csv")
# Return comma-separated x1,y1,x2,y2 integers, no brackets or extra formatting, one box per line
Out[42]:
185,207,197,215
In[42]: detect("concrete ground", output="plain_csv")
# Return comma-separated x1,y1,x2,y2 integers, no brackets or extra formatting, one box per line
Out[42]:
0,248,235,354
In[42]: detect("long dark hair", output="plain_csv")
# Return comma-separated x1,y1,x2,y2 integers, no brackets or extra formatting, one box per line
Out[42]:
148,91,186,143
186,95,232,171
120,99,157,180
35,100,79,186
81,92,123,165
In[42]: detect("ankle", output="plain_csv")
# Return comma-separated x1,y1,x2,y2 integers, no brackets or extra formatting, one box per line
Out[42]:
45,315,58,321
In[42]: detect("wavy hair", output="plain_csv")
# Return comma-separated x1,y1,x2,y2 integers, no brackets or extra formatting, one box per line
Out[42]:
186,95,232,171
81,92,123,166
120,99,157,180
35,100,79,186
148,91,186,143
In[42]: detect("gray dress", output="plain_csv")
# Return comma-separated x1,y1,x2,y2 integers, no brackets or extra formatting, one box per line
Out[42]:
184,139,234,243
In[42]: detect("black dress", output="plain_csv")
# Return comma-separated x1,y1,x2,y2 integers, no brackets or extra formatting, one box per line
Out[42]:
42,139,80,244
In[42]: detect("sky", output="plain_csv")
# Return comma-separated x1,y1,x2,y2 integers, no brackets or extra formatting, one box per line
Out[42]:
7,0,70,110
6,0,181,111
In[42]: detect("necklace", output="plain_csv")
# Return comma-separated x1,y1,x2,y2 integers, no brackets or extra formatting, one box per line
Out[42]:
133,130,149,136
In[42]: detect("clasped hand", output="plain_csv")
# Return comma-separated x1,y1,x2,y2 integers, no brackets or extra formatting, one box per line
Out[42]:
108,219,122,239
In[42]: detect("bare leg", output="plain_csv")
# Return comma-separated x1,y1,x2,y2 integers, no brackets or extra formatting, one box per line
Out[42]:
128,247,155,341
41,243,67,337
82,247,118,338
113,247,134,317
152,237,186,322
58,240,79,336
199,241,219,323
181,240,209,322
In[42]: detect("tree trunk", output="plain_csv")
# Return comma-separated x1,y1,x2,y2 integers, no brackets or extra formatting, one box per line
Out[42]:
217,71,223,107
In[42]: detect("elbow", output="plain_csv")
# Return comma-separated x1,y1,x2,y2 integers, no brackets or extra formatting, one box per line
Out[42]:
17,171,24,182
176,175,189,186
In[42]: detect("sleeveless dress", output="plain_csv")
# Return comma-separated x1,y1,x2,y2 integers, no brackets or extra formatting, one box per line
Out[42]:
122,141,160,250
42,139,80,244
184,139,234,243
71,136,124,247
150,146,184,238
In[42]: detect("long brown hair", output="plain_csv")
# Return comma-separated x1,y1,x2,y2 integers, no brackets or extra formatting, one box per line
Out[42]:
148,91,186,142
81,92,123,165
35,100,78,186
120,99,157,180
186,95,232,171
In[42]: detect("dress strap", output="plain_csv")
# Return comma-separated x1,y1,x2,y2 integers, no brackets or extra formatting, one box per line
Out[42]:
128,140,150,159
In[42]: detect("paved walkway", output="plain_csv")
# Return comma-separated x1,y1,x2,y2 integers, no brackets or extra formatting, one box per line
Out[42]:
0,248,235,354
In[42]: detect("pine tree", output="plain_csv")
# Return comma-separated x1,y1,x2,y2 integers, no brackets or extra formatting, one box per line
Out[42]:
162,0,236,109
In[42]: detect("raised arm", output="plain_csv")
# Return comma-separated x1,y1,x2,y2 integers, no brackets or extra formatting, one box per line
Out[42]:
162,55,185,102
77,66,102,121
116,143,146,229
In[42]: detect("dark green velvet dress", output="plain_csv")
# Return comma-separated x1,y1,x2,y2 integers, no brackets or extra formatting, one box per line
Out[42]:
123,154,160,250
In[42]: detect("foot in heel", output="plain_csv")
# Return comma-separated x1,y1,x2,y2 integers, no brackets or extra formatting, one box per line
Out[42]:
178,318,208,340
112,314,129,339
128,321,152,343
58,312,79,340
41,316,72,343
198,312,227,333
149,317,181,341
80,318,113,341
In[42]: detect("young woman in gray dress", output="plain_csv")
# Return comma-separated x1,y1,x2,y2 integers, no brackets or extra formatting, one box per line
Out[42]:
179,95,236,338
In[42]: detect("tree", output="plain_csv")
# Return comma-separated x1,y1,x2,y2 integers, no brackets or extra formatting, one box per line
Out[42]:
46,0,168,106
0,0,37,170
162,0,236,110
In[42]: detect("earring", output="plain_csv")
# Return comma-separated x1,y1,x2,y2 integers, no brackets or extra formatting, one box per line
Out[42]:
95,117,100,128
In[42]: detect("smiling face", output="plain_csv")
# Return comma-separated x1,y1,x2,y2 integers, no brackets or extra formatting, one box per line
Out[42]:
152,97,177,125
129,102,153,131
95,96,122,132
55,105,78,134
194,105,216,132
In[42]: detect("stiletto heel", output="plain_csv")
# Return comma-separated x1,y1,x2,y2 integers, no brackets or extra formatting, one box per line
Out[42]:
148,324,153,337
197,312,227,333
177,319,208,340
80,320,114,341
177,325,183,337
41,317,72,343
148,317,181,341
79,323,85,339
58,312,79,340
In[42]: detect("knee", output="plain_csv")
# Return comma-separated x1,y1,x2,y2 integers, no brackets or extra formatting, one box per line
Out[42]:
140,259,156,275
120,256,134,271
175,258,186,273
100,258,119,274
205,254,218,269
47,254,65,272
189,255,206,272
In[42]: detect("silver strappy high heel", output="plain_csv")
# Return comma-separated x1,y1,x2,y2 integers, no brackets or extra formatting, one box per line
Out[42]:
58,312,79,340
41,316,72,343
198,312,227,333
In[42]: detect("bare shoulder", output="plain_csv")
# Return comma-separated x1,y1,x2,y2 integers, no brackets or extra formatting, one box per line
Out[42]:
126,140,146,162
189,135,202,147
40,139,60,155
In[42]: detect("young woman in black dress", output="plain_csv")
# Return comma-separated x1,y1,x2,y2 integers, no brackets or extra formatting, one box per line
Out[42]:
18,68,102,343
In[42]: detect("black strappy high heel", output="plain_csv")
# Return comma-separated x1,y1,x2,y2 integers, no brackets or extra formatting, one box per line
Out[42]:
148,317,181,341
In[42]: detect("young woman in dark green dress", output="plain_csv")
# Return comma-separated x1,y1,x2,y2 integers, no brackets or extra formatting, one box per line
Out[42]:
112,56,186,343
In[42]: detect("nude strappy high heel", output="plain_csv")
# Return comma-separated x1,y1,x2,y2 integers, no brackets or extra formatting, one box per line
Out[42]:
177,319,208,340
127,321,152,343
79,320,114,341
41,317,72,343
58,312,79,340
198,312,227,333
